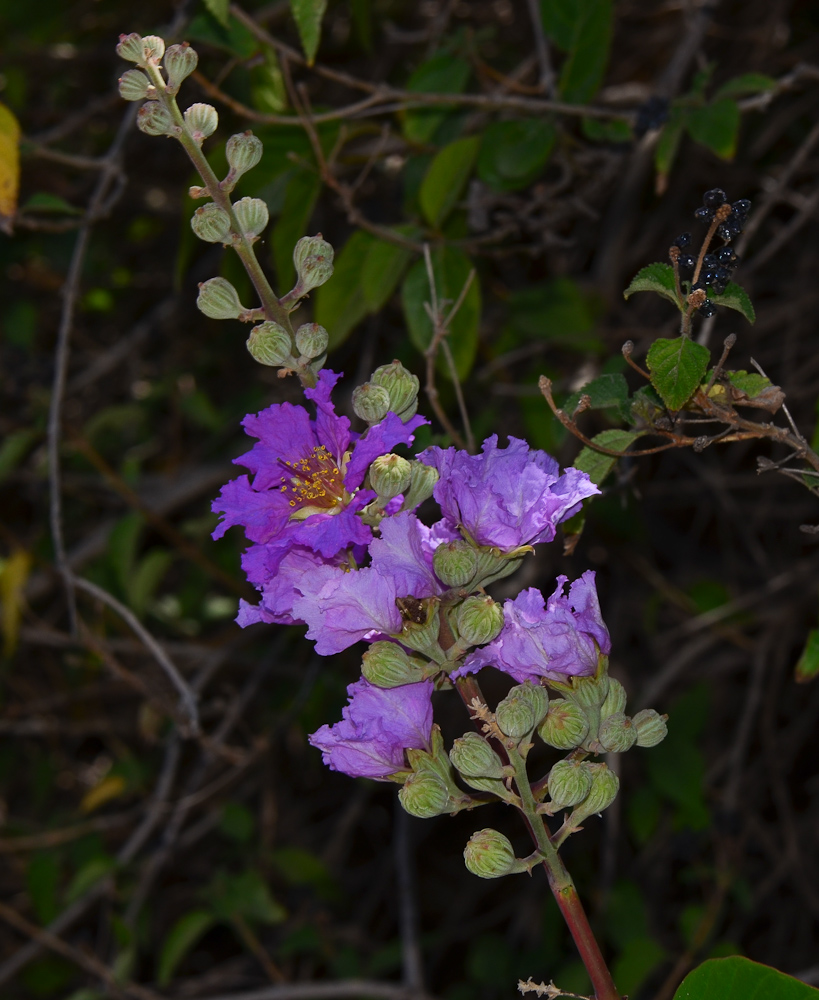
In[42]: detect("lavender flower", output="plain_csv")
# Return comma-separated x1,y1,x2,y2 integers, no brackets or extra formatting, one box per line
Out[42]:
309,678,434,779
453,571,610,684
419,435,599,550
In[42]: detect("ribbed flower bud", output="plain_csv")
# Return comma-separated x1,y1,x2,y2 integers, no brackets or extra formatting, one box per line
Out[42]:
184,103,218,142
398,772,450,818
233,196,269,239
352,383,390,425
449,732,506,779
495,690,535,740
163,42,198,90
370,361,420,422
600,678,627,719
456,596,504,646
538,699,589,750
293,234,334,294
400,462,439,511
464,829,526,879
196,277,244,320
226,131,264,179
191,203,232,243
432,540,477,587
548,759,593,809
567,763,619,824
118,69,152,102
597,712,637,753
137,102,174,137
246,322,292,366
116,33,145,64
361,641,426,688
568,674,610,710
632,709,668,748
141,35,165,63
369,454,412,501
294,322,329,359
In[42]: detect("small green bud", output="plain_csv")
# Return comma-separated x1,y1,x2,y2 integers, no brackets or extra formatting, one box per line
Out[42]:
547,759,593,809
118,69,152,102
433,540,477,588
371,360,420,422
196,277,244,320
226,131,264,179
538,699,589,750
597,712,637,753
600,677,627,719
400,462,439,511
464,829,526,879
566,763,619,825
361,641,428,688
352,383,391,425
233,196,269,239
137,102,174,137
294,322,329,359
632,709,668,748
247,322,292,366
399,772,450,818
568,674,610,710
184,103,218,142
456,596,504,646
163,42,198,89
449,732,506,779
369,454,412,501
495,689,536,740
191,203,231,243
293,234,334,294
140,35,165,63
116,33,145,64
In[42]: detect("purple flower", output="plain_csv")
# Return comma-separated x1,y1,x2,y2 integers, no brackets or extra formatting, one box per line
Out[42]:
309,678,434,779
453,571,610,683
419,435,599,550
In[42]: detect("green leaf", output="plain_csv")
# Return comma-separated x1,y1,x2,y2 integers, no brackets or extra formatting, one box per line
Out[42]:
250,50,287,114
187,10,258,59
647,337,710,410
714,73,776,99
219,802,256,844
477,119,556,191
508,278,599,349
555,0,613,103
564,373,630,422
722,371,768,396
673,956,819,1000
360,234,415,312
271,168,321,293
708,281,755,323
687,98,740,159
22,192,82,215
403,54,471,144
795,628,819,683
581,117,632,143
65,855,116,904
401,245,481,381
654,105,688,181
202,0,230,28
573,429,640,486
613,937,667,998
314,230,375,347
419,135,480,228
623,262,681,309
129,549,172,618
205,869,287,925
27,853,60,925
107,513,143,600
0,427,38,484
290,0,328,64
157,910,215,987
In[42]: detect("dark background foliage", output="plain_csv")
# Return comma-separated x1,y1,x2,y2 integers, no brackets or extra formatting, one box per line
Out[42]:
2,1,819,999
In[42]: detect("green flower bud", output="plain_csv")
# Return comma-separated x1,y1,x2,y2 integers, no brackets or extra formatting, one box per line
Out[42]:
191,203,231,243
433,540,477,588
400,462,439,511
352,383,390,425
456,596,503,646
464,829,526,879
512,682,549,727
632,709,668,748
141,35,165,63
226,131,264,179
597,712,637,753
361,641,428,688
566,763,619,825
163,42,198,90
118,69,152,102
567,674,610,710
233,196,269,239
184,103,218,142
371,360,420,422
449,732,506,779
196,277,244,320
137,102,174,137
399,772,450,818
293,234,334,294
369,454,412,501
600,677,627,719
495,685,542,740
538,699,589,750
294,322,329,359
547,759,593,809
116,33,145,64
247,321,292,366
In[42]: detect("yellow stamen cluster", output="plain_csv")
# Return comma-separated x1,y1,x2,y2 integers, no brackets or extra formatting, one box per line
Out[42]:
279,446,344,510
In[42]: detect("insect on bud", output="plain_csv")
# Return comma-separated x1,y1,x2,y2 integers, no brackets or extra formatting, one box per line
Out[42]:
449,732,506,780
632,709,668,748
184,103,218,143
294,322,329,359
190,204,232,244
196,277,245,320
352,383,391,425
398,772,451,818
456,595,504,646
118,69,152,102
233,197,269,239
246,322,293,367
361,641,427,688
226,132,264,179
369,454,412,501
597,712,637,753
463,829,527,879
538,699,589,750
433,540,478,588
370,360,420,422
137,103,174,137
164,42,198,90
547,759,593,810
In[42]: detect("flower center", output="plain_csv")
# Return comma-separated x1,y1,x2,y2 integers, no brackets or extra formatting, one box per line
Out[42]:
279,446,345,512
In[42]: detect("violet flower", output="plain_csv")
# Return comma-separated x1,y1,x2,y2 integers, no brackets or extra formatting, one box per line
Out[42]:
309,678,434,779
419,435,599,550
453,571,610,683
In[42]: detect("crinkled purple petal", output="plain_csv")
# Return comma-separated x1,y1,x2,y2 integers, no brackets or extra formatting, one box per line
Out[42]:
211,476,290,543
304,369,351,463
344,411,428,490
369,512,442,597
290,505,374,558
239,402,316,491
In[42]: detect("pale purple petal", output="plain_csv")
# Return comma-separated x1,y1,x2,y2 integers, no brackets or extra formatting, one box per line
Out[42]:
369,512,442,597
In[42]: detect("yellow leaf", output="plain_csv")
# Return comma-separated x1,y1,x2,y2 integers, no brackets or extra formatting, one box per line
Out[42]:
0,102,21,234
80,773,127,813
0,548,31,657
